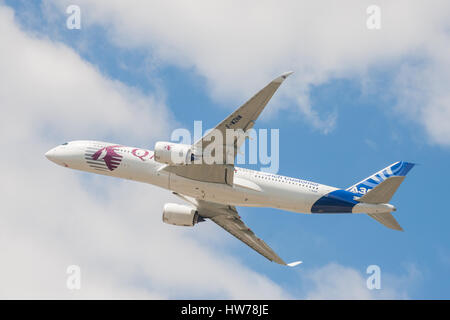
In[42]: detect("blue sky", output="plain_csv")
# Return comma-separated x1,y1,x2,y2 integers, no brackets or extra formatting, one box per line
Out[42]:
2,0,450,299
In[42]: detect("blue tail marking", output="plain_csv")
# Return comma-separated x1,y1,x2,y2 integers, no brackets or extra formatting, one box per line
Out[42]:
346,161,415,196
311,161,415,214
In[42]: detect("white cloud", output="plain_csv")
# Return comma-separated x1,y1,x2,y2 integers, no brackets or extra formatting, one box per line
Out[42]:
0,5,172,146
48,0,450,142
301,263,420,299
0,4,288,299
392,47,450,146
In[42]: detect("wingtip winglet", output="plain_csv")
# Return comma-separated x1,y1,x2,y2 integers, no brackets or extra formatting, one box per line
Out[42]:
287,261,302,267
274,71,294,83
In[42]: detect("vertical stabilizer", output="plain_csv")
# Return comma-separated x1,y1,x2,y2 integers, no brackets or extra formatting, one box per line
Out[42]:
347,161,415,196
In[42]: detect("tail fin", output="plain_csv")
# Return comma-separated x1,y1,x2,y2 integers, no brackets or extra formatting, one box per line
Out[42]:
348,161,415,231
347,161,415,196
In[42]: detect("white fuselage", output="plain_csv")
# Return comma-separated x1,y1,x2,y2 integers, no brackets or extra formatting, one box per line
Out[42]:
45,140,394,215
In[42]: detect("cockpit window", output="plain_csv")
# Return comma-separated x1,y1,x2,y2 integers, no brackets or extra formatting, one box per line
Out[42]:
61,142,68,145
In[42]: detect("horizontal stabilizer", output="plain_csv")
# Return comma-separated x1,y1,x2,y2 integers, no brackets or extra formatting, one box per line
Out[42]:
358,176,405,204
368,212,403,231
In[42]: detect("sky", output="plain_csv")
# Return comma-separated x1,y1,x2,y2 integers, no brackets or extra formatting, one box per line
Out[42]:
0,0,449,299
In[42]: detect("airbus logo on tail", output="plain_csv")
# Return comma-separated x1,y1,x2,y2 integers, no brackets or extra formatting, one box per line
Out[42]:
347,161,415,195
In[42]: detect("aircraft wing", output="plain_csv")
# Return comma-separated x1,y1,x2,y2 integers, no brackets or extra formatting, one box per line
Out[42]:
194,199,301,266
163,72,293,185
192,71,293,164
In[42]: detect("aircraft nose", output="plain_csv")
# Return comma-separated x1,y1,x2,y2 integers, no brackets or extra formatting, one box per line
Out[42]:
45,144,78,168
45,147,59,162
45,148,54,160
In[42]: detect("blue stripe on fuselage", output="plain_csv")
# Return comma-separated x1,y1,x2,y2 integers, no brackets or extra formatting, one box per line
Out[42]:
311,189,358,213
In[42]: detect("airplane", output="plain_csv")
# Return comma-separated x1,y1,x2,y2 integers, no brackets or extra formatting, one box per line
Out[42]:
45,72,414,266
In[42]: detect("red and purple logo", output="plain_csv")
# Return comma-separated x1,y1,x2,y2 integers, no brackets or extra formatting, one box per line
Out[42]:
85,145,123,171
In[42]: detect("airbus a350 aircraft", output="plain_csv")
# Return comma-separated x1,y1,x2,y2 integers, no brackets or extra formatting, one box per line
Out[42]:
45,72,414,266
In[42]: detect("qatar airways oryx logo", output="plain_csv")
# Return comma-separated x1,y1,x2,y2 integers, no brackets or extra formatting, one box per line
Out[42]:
84,145,123,171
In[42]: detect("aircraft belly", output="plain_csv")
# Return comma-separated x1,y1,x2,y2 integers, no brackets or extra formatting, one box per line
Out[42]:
168,174,263,205
269,188,321,213
251,182,334,214
169,174,208,199
167,171,336,212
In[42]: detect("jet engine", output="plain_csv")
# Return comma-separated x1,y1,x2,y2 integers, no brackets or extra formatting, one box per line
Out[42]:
154,141,192,165
162,203,203,227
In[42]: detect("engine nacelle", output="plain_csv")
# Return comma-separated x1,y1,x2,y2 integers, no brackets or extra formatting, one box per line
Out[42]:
154,141,192,165
162,203,201,227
